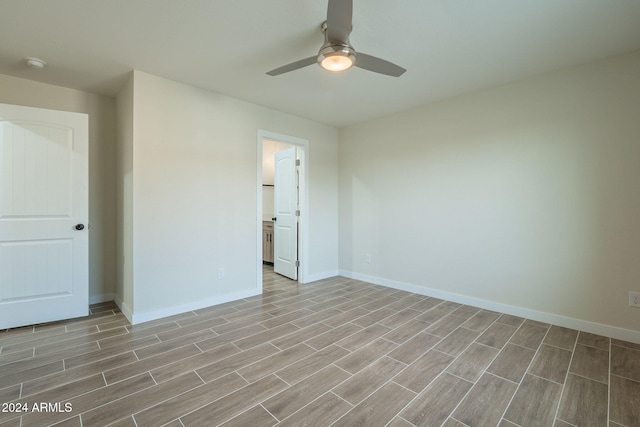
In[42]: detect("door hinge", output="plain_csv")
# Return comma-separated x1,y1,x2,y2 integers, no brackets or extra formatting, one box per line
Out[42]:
296,159,300,166
295,209,300,217
295,260,300,267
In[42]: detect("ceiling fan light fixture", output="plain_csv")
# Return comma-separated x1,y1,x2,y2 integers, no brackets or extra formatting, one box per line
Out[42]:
265,1,405,77
318,45,356,72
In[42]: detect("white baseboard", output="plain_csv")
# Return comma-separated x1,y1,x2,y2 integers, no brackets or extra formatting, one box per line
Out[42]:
118,288,262,325
339,270,640,344
113,294,133,324
89,293,114,304
303,270,340,284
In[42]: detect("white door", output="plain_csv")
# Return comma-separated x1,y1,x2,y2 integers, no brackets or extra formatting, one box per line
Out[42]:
273,146,298,280
0,103,88,329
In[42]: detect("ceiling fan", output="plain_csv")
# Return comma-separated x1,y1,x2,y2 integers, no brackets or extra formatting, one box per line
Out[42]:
266,0,406,77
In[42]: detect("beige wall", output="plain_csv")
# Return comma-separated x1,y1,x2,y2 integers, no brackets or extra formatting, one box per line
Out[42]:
7,50,638,339
339,50,640,338
119,71,339,322
115,73,134,314
0,74,117,302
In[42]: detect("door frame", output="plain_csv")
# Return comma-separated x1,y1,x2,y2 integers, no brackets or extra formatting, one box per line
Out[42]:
257,130,309,289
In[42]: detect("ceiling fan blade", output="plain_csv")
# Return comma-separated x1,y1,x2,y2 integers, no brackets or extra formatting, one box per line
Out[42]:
326,0,353,42
355,53,406,77
266,56,317,76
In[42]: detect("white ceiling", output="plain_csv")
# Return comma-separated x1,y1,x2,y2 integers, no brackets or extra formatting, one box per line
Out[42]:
1,0,640,127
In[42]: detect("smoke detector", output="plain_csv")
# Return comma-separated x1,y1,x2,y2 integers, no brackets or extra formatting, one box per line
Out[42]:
26,57,46,69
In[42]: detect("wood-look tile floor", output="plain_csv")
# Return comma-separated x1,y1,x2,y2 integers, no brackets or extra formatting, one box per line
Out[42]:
1,267,639,427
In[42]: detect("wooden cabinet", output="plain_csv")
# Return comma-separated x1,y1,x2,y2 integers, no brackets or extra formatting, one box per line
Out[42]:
262,221,274,264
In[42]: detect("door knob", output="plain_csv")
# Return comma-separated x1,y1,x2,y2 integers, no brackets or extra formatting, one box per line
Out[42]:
272,217,277,222
75,224,85,231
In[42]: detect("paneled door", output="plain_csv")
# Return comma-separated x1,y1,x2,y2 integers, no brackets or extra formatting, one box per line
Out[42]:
0,103,88,329
273,146,298,280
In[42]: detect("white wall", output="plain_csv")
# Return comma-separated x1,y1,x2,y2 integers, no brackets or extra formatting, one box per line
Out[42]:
0,74,117,303
115,73,134,316
120,71,338,322
339,50,640,339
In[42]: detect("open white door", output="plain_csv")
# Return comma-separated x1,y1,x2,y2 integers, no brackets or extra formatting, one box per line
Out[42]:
273,146,298,280
0,103,88,329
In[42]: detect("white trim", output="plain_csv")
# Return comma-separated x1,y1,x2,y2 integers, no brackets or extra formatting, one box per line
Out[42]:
120,289,261,325
339,270,640,344
113,293,133,324
304,270,340,284
257,130,310,289
89,293,115,304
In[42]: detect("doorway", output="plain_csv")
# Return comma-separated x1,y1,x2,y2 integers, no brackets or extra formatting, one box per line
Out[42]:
257,130,309,291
